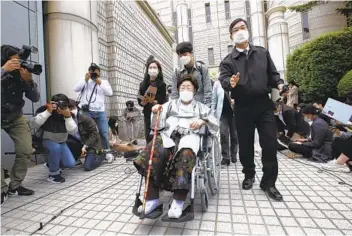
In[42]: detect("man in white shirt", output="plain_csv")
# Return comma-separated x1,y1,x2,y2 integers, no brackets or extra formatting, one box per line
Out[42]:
74,63,114,162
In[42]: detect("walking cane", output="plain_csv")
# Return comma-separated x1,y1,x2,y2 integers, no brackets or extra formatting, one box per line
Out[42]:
140,109,161,218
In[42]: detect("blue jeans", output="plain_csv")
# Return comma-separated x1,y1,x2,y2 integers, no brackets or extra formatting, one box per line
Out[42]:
84,152,105,171
42,140,76,175
85,111,110,150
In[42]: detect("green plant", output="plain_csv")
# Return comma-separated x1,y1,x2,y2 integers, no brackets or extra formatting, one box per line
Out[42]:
336,1,352,27
286,27,352,102
288,1,325,12
337,70,352,97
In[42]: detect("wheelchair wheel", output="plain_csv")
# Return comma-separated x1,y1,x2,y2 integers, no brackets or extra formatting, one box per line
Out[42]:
200,190,208,212
207,136,221,195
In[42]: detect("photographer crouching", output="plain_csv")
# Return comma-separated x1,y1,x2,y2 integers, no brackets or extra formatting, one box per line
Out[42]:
1,45,41,204
74,63,114,162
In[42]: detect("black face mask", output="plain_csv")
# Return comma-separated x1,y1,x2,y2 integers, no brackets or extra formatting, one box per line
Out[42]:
128,107,133,111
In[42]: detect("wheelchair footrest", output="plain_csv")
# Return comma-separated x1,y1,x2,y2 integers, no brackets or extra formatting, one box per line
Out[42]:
132,198,163,220
161,204,194,223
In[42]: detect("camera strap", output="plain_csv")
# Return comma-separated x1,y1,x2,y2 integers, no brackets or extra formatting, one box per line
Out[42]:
87,84,98,110
76,83,86,104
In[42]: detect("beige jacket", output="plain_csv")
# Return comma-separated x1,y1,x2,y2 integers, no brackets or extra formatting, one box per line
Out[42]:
286,86,298,108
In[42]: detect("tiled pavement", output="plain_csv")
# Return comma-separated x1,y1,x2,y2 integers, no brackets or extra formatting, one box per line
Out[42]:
1,152,352,235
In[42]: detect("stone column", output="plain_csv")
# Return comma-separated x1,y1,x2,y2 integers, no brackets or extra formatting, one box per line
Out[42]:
176,0,189,43
249,0,266,47
266,6,289,101
166,26,179,71
44,1,99,99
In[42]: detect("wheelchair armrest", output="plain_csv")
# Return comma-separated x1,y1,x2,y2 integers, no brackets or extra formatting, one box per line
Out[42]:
199,125,209,137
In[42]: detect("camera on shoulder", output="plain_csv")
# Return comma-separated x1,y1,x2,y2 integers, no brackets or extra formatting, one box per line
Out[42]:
18,45,42,75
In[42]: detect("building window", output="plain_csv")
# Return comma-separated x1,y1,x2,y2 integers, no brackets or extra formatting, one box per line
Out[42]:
301,12,310,40
208,48,214,65
224,1,231,20
205,3,211,23
227,45,233,54
188,9,193,44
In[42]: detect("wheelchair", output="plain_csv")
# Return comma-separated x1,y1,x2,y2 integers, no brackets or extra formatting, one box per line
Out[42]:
132,125,222,223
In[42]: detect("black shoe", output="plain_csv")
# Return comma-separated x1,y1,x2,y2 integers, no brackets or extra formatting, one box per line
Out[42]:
261,186,283,201
242,178,255,190
47,174,65,184
1,192,8,204
231,156,237,163
221,159,230,166
8,186,35,196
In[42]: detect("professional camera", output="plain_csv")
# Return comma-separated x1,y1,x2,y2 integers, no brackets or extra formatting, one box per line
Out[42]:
52,101,68,109
89,63,99,80
81,104,89,112
18,45,42,75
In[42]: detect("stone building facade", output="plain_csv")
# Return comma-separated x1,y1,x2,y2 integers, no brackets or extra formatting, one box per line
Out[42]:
149,0,347,81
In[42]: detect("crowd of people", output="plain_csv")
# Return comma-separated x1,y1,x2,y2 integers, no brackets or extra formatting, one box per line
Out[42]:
1,17,351,223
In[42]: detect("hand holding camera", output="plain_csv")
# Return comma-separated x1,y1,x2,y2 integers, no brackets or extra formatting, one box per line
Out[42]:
57,107,71,117
2,58,21,72
46,102,57,113
19,68,32,83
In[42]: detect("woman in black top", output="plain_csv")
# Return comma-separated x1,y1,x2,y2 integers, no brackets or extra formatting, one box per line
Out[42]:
138,60,167,143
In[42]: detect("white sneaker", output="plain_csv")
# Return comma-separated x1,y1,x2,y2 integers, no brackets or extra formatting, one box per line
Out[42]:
321,160,350,173
105,153,114,163
168,200,184,219
138,199,160,215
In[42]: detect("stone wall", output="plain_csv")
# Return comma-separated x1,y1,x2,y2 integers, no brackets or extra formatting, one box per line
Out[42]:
97,1,173,117
96,1,173,139
268,1,347,52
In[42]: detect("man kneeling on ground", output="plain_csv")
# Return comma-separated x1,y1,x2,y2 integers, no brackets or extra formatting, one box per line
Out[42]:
67,99,106,171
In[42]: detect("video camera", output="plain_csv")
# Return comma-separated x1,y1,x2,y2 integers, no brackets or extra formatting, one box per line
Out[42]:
18,45,42,75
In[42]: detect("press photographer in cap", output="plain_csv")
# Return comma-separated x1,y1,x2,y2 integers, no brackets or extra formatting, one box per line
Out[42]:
74,63,114,163
1,45,41,204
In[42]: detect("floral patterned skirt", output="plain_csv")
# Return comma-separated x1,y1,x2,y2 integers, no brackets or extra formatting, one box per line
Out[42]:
133,134,196,192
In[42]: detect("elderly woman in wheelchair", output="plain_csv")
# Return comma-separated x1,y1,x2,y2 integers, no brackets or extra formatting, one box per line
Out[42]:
133,74,219,221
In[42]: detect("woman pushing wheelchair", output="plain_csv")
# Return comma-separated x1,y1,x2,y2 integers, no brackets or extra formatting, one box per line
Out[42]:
133,74,219,219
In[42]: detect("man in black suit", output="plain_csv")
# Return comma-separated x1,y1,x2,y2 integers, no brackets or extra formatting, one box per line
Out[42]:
274,101,310,142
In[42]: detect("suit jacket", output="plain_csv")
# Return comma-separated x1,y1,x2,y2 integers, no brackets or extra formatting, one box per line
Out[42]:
276,104,310,138
303,117,333,160
76,113,104,150
286,85,298,108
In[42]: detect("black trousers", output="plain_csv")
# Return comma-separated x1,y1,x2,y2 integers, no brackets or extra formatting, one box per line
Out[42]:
235,96,278,188
332,137,352,160
144,114,152,144
220,113,238,160
288,142,313,158
66,136,82,160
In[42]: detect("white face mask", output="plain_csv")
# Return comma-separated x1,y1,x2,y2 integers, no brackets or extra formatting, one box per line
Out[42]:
71,109,78,117
232,30,249,44
179,56,191,66
148,68,158,78
274,112,279,116
179,90,194,102
304,117,311,123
